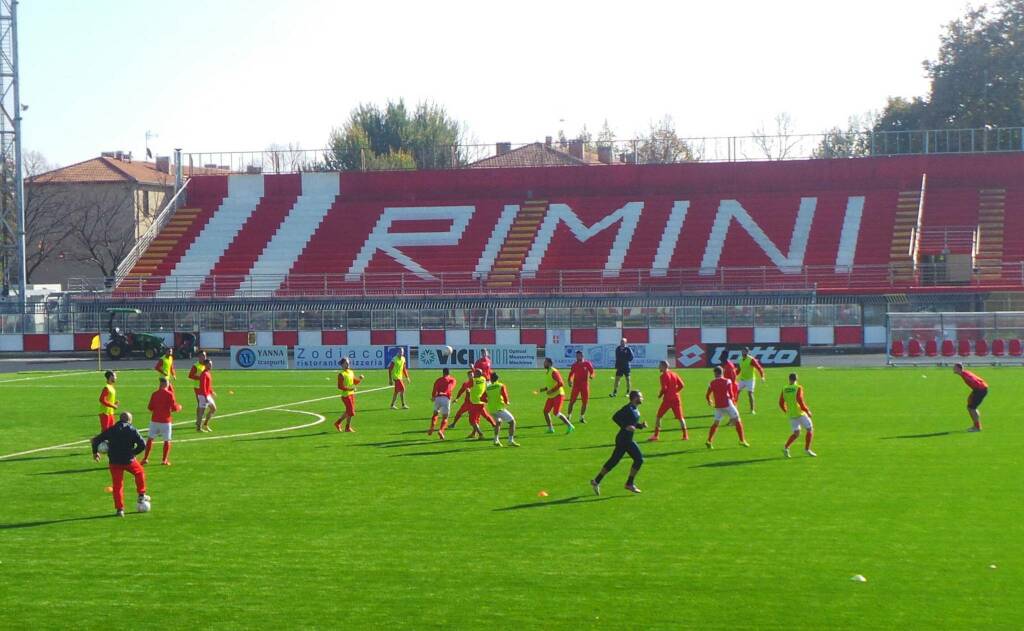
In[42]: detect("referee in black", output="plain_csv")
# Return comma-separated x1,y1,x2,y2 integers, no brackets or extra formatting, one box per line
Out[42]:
609,337,634,397
591,390,646,495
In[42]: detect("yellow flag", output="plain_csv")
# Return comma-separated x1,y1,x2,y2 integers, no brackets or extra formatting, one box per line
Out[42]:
90,335,101,351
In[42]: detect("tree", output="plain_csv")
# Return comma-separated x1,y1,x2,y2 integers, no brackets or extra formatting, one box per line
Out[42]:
634,115,696,163
813,112,880,159
750,112,801,160
22,151,75,283
65,186,137,279
325,100,467,171
872,0,1023,144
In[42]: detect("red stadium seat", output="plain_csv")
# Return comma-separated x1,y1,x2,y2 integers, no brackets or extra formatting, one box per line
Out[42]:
890,339,905,357
941,339,955,357
992,339,1006,356
908,339,923,357
975,339,989,356
957,339,972,356
1010,339,1023,357
925,339,938,356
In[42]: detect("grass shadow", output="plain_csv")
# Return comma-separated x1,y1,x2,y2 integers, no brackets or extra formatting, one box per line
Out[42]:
0,514,117,530
239,431,330,443
880,432,955,440
645,449,699,459
391,446,495,457
0,452,82,464
494,495,622,511
34,467,106,476
690,457,777,469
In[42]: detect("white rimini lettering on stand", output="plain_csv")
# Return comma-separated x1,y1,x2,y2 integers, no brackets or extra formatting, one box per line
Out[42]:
346,206,474,281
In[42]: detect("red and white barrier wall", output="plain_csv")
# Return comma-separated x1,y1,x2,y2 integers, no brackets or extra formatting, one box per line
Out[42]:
0,325,887,353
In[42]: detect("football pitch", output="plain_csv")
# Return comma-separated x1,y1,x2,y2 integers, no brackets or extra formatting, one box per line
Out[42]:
0,365,1020,629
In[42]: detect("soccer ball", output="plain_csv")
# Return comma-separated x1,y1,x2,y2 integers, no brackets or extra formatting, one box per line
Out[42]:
442,345,454,356
97,441,109,454
137,499,151,513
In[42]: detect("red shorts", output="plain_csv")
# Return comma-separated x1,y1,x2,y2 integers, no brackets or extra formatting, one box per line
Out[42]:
468,403,489,424
393,380,406,393
570,387,589,405
341,395,356,416
657,399,684,420
99,414,115,431
543,395,564,415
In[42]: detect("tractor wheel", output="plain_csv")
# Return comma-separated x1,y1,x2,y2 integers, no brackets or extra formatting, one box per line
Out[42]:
144,346,158,360
106,341,127,360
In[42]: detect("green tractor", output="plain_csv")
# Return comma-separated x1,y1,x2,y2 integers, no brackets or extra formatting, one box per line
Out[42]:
104,308,169,360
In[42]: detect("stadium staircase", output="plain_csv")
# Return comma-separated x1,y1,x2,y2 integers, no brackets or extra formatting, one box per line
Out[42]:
486,200,547,289
888,188,924,282
125,207,201,278
975,188,1006,281
158,175,265,295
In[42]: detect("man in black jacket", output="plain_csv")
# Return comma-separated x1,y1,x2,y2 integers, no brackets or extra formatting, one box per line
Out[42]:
609,338,634,398
590,391,646,494
92,412,151,517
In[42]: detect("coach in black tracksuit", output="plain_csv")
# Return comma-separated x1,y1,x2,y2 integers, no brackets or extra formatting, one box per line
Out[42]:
590,391,646,495
610,338,634,397
91,412,149,516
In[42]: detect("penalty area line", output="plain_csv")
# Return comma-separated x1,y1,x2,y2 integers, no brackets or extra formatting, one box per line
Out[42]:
0,384,392,460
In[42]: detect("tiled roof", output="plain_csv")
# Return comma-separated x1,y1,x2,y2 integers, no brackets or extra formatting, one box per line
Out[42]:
28,157,227,186
468,142,604,168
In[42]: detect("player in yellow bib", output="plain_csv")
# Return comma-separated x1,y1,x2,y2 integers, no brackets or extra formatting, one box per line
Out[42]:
388,348,411,410
779,373,816,458
98,370,119,431
537,358,575,434
737,348,766,414
466,369,497,439
485,372,519,447
154,348,176,386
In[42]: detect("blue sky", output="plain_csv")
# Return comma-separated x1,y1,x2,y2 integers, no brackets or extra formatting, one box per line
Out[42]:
20,0,972,167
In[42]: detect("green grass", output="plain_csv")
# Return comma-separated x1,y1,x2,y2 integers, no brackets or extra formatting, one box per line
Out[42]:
0,365,1020,629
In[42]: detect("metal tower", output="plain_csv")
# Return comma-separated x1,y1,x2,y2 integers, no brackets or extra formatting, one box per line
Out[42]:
0,0,24,301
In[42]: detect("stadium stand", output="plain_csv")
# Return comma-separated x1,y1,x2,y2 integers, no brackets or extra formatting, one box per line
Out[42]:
114,153,1024,300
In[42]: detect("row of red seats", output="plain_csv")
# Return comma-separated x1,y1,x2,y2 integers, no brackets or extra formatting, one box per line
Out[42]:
890,338,1023,357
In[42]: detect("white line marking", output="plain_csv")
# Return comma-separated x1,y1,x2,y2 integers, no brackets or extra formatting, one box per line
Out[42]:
0,371,97,384
172,409,325,443
0,384,391,460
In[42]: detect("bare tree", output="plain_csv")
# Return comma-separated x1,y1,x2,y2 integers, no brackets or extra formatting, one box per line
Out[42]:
750,112,801,160
66,186,137,279
22,151,75,282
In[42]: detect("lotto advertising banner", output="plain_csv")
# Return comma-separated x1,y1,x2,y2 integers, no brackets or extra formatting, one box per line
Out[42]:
546,344,667,369
229,346,289,370
417,345,537,369
294,345,409,370
704,344,802,368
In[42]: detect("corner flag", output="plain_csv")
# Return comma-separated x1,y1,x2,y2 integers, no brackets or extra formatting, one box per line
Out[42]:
90,335,101,350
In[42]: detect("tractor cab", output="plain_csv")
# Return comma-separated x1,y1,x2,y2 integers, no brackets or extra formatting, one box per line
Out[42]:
105,308,168,360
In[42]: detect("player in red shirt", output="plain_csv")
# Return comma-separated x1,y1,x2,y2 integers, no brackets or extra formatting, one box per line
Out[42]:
954,363,989,432
448,370,476,429
566,350,595,424
705,366,749,449
722,359,740,402
650,360,686,441
143,377,183,466
196,359,217,432
428,368,458,439
473,349,492,380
